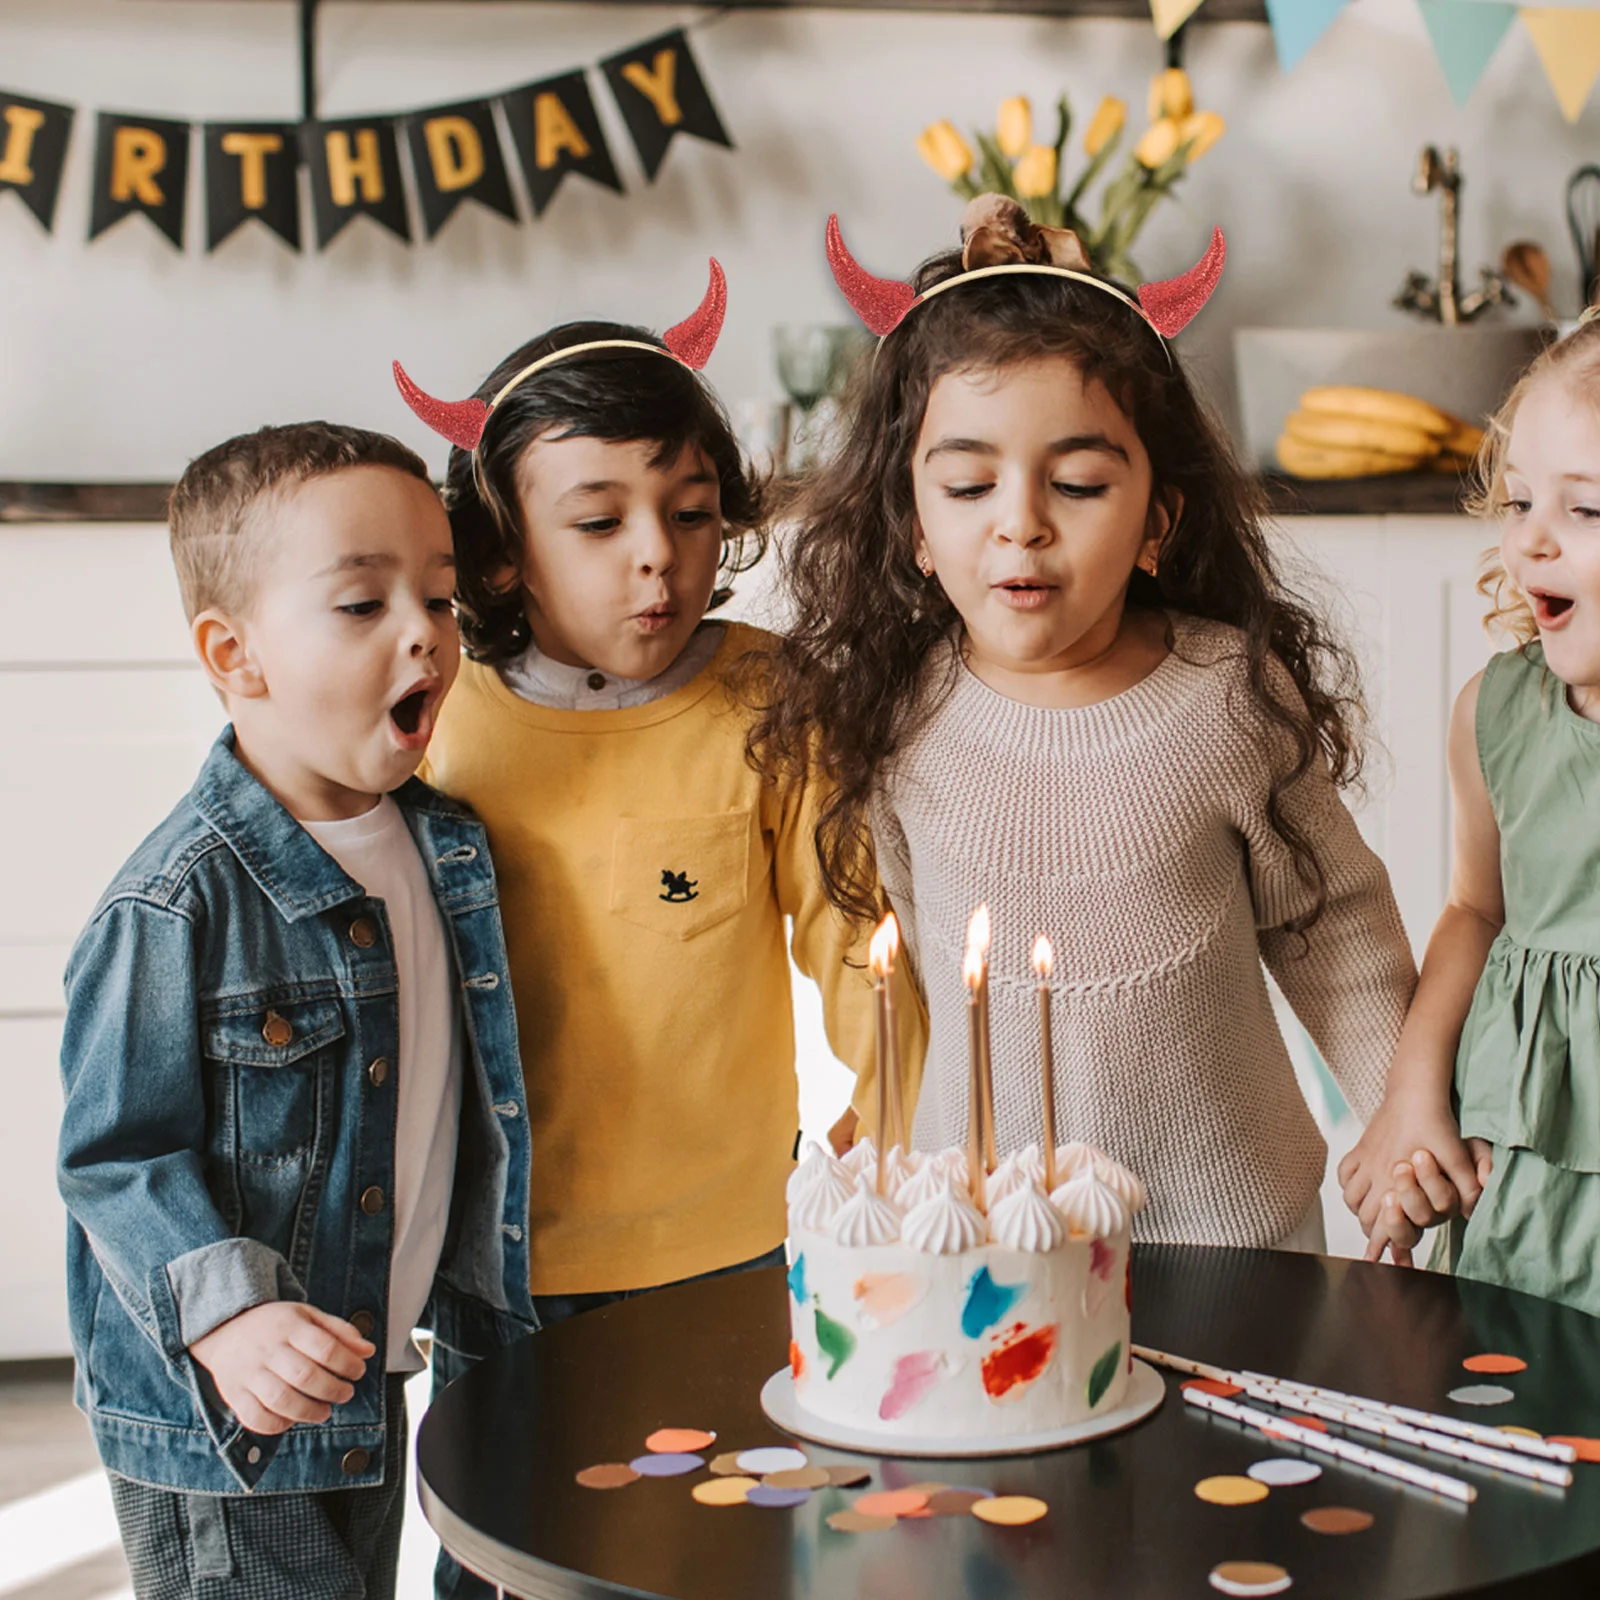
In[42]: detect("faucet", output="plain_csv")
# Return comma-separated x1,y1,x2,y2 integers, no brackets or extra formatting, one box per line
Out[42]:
1394,146,1511,325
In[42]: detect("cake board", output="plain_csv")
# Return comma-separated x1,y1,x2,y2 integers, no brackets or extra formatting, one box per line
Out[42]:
759,1355,1165,1459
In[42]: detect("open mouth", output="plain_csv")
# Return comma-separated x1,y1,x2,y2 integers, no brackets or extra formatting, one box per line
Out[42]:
389,686,435,741
1530,590,1576,628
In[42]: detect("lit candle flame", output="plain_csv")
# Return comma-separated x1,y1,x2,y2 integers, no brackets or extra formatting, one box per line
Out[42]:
962,945,985,993
1032,934,1054,980
967,903,992,959
869,913,900,979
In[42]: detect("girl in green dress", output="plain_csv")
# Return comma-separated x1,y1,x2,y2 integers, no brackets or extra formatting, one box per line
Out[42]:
1341,317,1600,1315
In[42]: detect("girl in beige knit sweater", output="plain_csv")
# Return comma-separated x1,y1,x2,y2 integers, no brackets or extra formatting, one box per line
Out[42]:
747,199,1419,1248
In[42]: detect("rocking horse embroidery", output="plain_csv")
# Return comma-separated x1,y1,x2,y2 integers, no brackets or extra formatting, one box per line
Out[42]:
659,870,699,903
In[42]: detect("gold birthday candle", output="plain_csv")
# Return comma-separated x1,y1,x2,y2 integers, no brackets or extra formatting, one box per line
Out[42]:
1032,935,1059,1192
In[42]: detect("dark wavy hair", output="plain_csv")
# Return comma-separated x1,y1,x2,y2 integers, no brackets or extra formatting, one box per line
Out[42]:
744,252,1365,932
442,321,765,663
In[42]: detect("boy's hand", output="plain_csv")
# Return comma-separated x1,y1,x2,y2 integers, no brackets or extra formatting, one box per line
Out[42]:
1365,1188,1425,1267
828,1106,860,1156
190,1302,374,1436
1337,1090,1487,1234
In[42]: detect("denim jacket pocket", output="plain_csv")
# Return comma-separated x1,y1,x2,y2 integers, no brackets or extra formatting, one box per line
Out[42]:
201,997,345,1165
609,812,752,941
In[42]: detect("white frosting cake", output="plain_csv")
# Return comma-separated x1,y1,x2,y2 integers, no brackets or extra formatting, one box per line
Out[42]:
784,1139,1146,1441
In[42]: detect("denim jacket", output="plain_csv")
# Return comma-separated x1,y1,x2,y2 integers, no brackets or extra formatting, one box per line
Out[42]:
58,730,534,1495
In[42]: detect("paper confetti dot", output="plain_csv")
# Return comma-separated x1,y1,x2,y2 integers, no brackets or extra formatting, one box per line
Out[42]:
825,1464,873,1488
827,1510,897,1533
629,1453,704,1478
1210,1560,1293,1596
736,1446,809,1475
1500,1426,1543,1440
576,1463,639,1490
646,1428,716,1453
1195,1476,1271,1506
692,1477,757,1506
747,1485,812,1508
904,1480,952,1496
1448,1384,1516,1407
764,1466,831,1490
1286,1414,1327,1432
927,1489,994,1516
1184,1377,1245,1398
708,1452,748,1476
1463,1354,1527,1375
971,1495,1049,1526
1247,1459,1322,1487
1547,1435,1600,1463
854,1488,930,1518
1301,1506,1375,1535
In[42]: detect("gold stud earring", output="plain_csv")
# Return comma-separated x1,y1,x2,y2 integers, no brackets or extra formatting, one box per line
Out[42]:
917,556,934,577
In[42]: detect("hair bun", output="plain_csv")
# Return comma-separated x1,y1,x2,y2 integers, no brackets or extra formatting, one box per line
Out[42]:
959,192,1091,274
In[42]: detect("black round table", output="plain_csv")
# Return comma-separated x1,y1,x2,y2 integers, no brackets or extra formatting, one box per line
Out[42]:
417,1247,1600,1599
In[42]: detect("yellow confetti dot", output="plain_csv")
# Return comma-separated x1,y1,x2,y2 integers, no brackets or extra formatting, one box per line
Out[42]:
972,1494,1049,1526
692,1476,757,1506
1195,1475,1270,1506
1500,1426,1542,1439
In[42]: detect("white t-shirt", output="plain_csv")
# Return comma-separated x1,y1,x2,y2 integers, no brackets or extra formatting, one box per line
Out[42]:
301,797,462,1372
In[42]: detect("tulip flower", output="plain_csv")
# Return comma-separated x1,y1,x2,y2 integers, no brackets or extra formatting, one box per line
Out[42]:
1178,110,1226,163
917,119,975,182
996,97,1032,159
1147,67,1194,124
1013,143,1057,198
1083,96,1126,158
1134,117,1183,170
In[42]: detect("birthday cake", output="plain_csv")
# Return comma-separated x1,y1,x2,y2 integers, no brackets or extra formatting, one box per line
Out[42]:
784,1139,1145,1442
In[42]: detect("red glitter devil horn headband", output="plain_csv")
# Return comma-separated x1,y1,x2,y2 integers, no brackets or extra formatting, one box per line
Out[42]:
825,214,1225,346
393,257,730,452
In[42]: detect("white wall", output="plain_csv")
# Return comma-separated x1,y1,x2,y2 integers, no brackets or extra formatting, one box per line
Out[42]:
1,0,1594,483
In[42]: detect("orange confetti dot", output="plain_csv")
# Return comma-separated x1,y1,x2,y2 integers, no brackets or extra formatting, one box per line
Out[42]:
854,1488,930,1518
1463,1354,1527,1375
646,1428,716,1453
692,1476,756,1506
1184,1377,1244,1398
972,1495,1049,1526
1548,1435,1600,1463
1288,1413,1328,1432
1194,1475,1270,1506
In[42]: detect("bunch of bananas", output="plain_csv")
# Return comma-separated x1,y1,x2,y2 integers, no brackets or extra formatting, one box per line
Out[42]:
1275,387,1486,480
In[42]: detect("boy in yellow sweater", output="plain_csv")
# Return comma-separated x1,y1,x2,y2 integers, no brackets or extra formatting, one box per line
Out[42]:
394,278,923,1324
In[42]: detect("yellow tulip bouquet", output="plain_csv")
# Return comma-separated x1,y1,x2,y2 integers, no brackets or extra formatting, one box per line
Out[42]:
916,70,1224,285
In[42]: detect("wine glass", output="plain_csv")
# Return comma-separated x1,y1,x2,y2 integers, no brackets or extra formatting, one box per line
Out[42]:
773,325,866,468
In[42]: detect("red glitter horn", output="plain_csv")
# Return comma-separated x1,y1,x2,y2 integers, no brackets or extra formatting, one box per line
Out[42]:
662,258,728,370
392,362,490,452
1135,227,1226,338
826,215,918,337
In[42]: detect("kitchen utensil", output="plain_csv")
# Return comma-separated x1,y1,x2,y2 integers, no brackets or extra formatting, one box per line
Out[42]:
1565,165,1600,308
1501,240,1557,321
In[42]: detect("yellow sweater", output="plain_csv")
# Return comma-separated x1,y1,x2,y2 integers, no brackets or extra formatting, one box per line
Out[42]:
423,624,922,1294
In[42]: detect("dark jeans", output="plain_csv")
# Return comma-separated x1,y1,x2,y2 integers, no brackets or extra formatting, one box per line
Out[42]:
438,1245,786,1598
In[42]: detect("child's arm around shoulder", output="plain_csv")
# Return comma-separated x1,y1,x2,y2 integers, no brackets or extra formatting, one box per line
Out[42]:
1339,670,1502,1260
57,894,372,1434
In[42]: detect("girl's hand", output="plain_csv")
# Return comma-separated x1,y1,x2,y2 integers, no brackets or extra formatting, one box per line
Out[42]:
828,1106,860,1155
1365,1193,1424,1267
1337,1089,1486,1234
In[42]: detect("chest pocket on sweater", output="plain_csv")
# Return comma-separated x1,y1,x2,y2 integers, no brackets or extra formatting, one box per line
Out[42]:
201,998,345,1165
609,812,752,941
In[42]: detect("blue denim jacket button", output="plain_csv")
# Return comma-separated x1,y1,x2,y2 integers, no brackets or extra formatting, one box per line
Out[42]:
367,1057,390,1087
348,918,378,948
359,1186,385,1216
341,1448,370,1475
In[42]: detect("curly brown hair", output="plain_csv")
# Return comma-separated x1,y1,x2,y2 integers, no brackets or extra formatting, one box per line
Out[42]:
1467,315,1600,645
744,251,1365,933
442,321,766,664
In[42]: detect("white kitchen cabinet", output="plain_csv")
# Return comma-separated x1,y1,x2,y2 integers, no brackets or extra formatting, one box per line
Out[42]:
0,512,1504,1357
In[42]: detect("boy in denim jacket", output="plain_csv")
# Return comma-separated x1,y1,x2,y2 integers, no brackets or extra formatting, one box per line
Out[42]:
57,423,533,1600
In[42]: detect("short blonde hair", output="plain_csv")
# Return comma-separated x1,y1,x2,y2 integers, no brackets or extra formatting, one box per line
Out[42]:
168,422,432,621
1469,316,1600,645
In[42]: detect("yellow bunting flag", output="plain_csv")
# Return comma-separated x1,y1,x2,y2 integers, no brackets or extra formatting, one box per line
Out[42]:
1149,0,1207,40
1521,7,1600,122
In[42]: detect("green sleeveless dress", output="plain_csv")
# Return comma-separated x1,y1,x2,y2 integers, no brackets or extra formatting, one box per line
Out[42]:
1437,644,1600,1317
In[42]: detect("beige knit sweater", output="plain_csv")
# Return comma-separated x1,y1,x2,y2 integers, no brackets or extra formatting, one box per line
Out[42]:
871,616,1417,1248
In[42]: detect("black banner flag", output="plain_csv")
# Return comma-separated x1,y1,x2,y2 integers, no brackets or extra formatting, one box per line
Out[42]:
498,71,621,218
89,111,189,248
204,122,300,252
301,117,409,249
403,98,517,239
600,29,731,183
0,90,73,232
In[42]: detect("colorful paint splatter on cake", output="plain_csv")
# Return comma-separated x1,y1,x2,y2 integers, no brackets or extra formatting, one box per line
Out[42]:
853,1272,928,1329
787,1253,809,1305
814,1303,857,1378
789,1339,805,1384
980,1323,1059,1401
1087,1340,1123,1407
879,1350,949,1420
961,1266,1026,1339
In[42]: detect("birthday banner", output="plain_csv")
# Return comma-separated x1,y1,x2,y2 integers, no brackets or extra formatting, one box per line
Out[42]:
0,27,731,253
1149,0,1600,119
